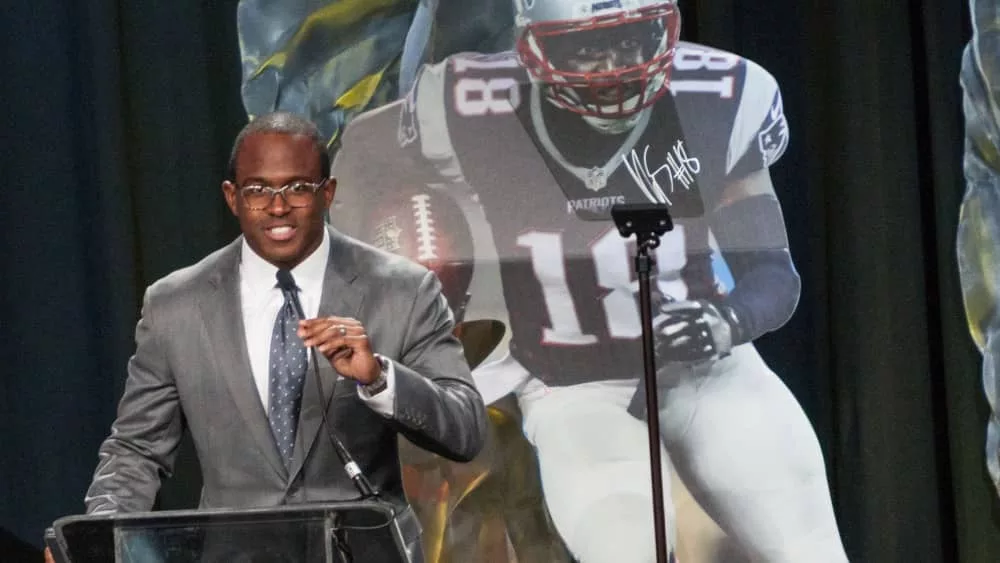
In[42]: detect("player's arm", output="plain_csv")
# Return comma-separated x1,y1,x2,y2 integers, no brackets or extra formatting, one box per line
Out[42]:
706,63,799,346
402,51,526,189
657,167,798,362
708,167,800,347
656,64,798,362
403,59,466,182
330,59,464,236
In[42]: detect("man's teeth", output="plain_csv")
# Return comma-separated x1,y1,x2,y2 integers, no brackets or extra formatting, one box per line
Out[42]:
270,226,292,234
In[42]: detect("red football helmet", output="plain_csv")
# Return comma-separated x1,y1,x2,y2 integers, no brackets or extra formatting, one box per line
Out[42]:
514,0,681,120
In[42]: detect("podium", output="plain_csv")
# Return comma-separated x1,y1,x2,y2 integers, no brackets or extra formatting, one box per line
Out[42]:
46,500,422,563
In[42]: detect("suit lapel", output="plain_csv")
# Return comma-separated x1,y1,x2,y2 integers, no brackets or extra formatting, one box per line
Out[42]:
199,240,287,480
290,228,365,479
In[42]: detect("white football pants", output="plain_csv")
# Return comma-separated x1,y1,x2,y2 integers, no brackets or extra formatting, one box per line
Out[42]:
517,344,849,563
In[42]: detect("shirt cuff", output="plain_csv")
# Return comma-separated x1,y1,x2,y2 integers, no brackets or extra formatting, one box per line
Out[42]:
357,354,395,416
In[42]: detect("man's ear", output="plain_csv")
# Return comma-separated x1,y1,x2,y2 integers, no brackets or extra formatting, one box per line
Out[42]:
222,180,239,216
323,177,337,208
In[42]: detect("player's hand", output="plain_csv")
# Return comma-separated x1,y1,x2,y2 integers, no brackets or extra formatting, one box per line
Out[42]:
44,547,55,563
654,300,734,364
299,316,380,384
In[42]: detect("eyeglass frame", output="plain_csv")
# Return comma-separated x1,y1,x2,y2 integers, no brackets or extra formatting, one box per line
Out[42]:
236,178,329,211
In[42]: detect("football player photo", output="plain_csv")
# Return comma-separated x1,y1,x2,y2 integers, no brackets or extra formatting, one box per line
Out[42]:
330,0,849,561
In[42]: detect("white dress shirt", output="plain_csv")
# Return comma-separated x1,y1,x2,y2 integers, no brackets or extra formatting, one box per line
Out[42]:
239,229,395,416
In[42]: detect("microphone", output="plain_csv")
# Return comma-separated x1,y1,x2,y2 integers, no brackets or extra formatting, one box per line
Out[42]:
276,268,379,500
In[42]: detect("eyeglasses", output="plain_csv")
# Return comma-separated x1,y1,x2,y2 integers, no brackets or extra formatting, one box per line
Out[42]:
238,180,326,210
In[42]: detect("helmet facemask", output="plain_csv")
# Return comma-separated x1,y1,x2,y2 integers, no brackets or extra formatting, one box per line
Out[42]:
516,3,681,126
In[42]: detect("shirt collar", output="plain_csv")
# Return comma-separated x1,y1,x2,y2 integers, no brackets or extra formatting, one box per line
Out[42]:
240,228,330,298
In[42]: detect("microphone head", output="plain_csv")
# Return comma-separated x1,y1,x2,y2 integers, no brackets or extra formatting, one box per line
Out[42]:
276,268,297,291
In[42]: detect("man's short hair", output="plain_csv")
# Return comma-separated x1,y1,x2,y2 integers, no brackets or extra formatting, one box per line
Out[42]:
227,112,331,180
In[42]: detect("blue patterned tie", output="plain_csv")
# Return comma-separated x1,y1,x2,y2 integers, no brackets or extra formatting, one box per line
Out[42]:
268,283,307,468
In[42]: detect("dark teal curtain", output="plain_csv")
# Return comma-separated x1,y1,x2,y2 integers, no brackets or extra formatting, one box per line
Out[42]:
0,0,244,551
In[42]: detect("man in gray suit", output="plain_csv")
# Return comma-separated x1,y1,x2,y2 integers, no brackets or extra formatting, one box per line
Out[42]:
80,112,487,560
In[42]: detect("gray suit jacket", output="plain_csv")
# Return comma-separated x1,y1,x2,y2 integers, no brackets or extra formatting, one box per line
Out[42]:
85,227,487,517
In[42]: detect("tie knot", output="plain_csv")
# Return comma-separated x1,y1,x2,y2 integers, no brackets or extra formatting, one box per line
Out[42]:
275,269,299,293
274,270,301,319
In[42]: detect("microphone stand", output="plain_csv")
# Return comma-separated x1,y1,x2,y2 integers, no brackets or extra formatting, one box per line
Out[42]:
277,270,407,563
276,270,380,501
610,204,672,563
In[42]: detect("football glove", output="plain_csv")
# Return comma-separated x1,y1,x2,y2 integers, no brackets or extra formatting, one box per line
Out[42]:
654,299,736,364
627,299,739,420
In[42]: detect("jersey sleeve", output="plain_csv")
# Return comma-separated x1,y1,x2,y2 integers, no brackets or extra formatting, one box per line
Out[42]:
330,62,465,239
332,58,464,193
401,60,466,182
725,60,790,180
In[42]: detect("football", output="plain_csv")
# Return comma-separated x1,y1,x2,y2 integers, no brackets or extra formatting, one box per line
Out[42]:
360,188,475,316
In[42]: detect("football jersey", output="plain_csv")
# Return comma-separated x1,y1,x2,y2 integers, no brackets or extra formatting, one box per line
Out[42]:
334,42,789,385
